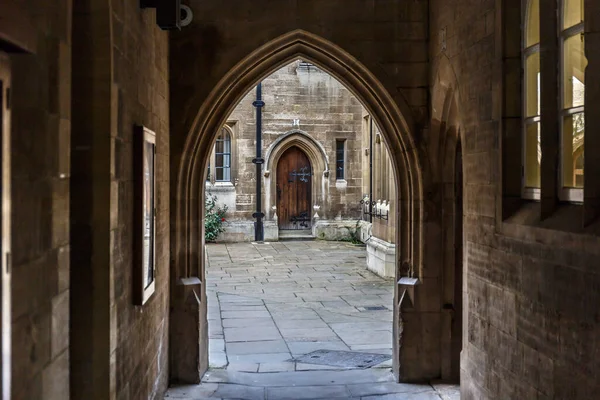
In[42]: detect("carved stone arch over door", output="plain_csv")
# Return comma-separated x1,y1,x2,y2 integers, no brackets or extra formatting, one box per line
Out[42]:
263,130,329,220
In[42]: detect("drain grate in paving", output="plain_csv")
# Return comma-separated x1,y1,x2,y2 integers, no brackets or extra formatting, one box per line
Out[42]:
362,306,388,311
292,350,391,369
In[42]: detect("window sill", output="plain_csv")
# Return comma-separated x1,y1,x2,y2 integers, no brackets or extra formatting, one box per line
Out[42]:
521,187,540,201
206,181,235,192
501,201,600,238
559,188,583,203
335,179,348,189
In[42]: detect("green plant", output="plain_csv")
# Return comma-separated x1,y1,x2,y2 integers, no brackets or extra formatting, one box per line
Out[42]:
342,220,362,245
205,192,228,242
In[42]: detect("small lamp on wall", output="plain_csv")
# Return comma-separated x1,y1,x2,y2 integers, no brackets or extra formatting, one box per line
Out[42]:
140,0,193,30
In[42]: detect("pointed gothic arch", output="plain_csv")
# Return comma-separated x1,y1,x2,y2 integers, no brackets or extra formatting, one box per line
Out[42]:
171,29,426,383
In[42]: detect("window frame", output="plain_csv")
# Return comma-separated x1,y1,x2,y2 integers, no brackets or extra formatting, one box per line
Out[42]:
335,139,346,180
521,0,541,200
214,127,232,182
558,7,585,203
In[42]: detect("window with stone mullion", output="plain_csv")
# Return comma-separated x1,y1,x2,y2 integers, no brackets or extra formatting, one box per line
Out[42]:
559,0,585,200
215,128,231,182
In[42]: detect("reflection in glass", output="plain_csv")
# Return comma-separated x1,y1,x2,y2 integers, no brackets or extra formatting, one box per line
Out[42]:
563,0,584,29
526,0,540,47
525,54,541,117
562,113,585,188
525,122,541,188
563,34,586,109
143,140,155,288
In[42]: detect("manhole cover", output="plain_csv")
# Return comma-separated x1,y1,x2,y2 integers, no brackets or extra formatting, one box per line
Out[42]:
363,306,388,311
291,350,391,369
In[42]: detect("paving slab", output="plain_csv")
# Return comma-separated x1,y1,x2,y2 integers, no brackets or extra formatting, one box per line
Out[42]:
287,340,350,356
221,310,272,319
212,383,264,400
222,317,276,328
266,384,350,400
278,327,337,340
224,326,282,342
226,340,289,355
164,383,219,398
346,382,434,397
228,352,292,364
273,318,329,329
361,391,444,400
258,362,296,373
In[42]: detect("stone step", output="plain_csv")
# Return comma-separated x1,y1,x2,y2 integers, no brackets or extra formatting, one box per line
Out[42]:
278,230,315,241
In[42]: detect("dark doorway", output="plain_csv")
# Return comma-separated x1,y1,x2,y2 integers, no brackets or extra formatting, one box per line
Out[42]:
276,146,312,230
450,139,463,381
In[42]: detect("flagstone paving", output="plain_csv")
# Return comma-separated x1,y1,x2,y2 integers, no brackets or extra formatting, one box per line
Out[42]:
165,240,460,399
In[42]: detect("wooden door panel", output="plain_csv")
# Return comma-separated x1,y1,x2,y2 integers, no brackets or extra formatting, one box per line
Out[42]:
276,147,311,230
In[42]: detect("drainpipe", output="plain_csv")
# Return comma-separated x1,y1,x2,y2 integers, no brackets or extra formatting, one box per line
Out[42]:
252,82,265,241
369,117,373,224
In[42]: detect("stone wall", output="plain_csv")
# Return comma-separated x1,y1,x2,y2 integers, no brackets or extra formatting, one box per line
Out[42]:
2,1,71,398
70,1,170,399
110,3,170,399
431,0,600,398
361,119,397,278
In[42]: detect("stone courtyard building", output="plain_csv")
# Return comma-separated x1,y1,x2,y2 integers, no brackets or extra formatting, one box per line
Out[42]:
206,60,396,276
0,0,599,399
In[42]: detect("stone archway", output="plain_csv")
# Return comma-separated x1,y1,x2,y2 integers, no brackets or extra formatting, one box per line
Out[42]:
171,29,426,383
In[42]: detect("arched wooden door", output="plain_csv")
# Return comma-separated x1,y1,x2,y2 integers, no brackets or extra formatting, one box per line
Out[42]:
276,146,312,230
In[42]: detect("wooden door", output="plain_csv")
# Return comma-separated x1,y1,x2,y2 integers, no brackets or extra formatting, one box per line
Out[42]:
276,147,312,230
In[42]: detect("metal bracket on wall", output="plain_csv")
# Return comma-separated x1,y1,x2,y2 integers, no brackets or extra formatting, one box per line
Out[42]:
397,277,419,310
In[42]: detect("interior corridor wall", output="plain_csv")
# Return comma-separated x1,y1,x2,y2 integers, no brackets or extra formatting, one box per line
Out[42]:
110,3,170,398
0,1,71,398
70,1,170,399
430,0,600,398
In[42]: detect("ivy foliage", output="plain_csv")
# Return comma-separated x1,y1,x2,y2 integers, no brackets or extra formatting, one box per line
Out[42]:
205,192,228,242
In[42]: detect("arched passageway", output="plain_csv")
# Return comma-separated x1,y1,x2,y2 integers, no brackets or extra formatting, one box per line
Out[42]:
170,30,432,384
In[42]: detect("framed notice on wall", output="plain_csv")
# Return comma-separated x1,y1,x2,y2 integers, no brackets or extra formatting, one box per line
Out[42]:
133,125,157,305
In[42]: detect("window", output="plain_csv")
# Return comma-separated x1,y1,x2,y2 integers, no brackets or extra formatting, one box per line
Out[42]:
522,0,541,197
215,128,231,182
560,0,585,199
336,139,345,180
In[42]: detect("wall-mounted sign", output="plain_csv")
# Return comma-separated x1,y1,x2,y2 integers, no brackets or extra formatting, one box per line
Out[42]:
133,125,157,305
